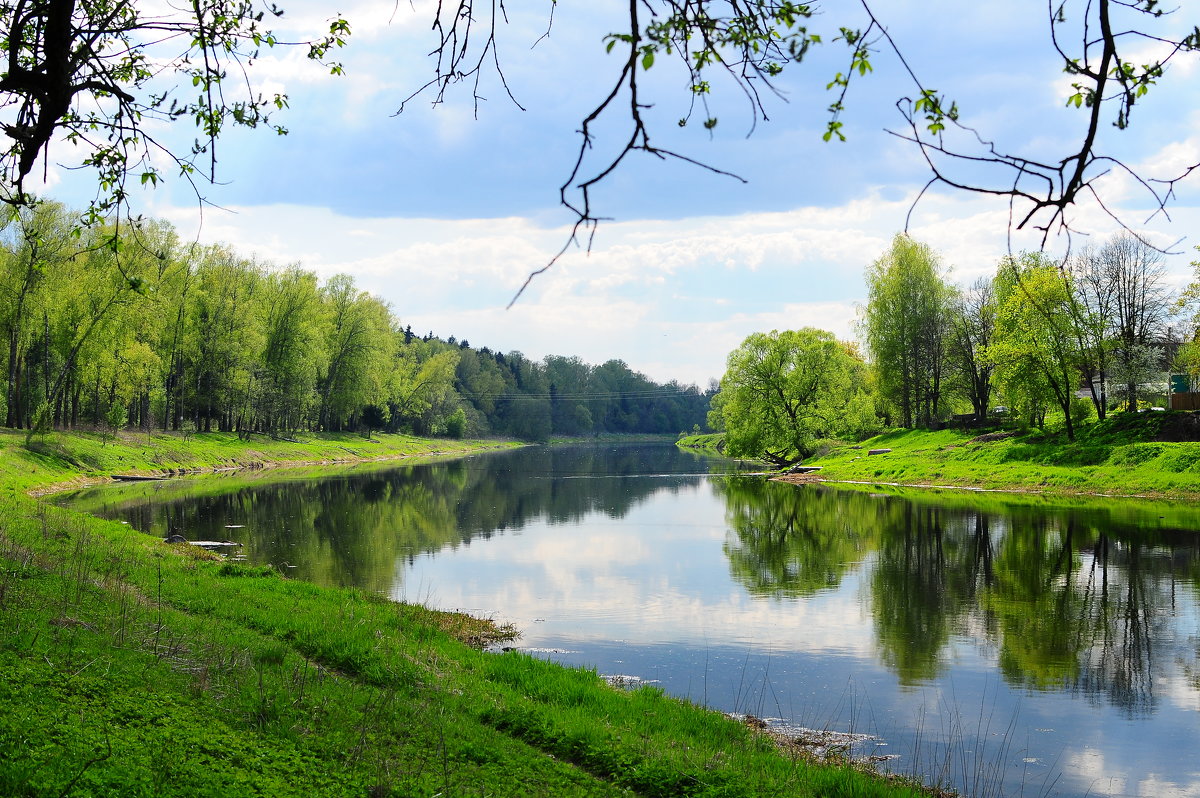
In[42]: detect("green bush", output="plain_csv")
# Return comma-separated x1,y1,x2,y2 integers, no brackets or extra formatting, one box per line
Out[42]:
445,408,467,439
1070,397,1094,429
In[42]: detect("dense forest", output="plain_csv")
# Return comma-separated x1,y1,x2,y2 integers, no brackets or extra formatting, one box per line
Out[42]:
0,203,711,441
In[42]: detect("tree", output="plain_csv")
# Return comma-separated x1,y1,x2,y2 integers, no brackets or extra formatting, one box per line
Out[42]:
387,345,459,435
0,0,349,217
1172,246,1200,381
710,328,876,467
0,200,72,426
863,235,953,428
945,278,996,421
491,351,551,442
989,253,1087,440
1067,244,1118,420
1067,234,1170,415
544,355,594,436
256,267,325,434
1102,235,1169,411
316,275,394,431
22,214,163,435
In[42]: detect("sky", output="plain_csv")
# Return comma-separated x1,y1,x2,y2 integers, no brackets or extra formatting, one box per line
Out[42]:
31,0,1200,387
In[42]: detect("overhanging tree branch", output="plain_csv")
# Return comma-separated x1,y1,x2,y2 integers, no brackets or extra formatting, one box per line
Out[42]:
0,0,351,220
399,0,1197,300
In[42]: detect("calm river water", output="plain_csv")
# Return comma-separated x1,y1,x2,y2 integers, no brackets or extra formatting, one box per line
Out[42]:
59,443,1200,798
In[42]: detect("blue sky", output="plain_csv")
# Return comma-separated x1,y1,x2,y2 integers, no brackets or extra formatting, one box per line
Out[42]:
34,0,1200,386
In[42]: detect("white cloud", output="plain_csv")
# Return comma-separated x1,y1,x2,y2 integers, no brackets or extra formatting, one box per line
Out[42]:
399,509,877,654
1063,747,1200,798
148,165,1199,387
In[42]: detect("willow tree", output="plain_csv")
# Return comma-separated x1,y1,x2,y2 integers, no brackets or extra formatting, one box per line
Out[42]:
187,247,264,433
863,235,953,429
710,328,877,467
0,201,72,427
257,267,326,434
317,275,395,431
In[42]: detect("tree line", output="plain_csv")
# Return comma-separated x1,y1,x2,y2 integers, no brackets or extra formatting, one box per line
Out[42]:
0,202,711,441
710,232,1198,464
863,233,1193,440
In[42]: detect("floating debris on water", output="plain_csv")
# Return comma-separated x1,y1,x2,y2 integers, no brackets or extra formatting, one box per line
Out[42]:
601,674,660,689
728,714,896,763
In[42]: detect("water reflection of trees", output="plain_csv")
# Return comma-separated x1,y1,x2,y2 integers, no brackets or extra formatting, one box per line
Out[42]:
872,506,988,683
63,444,712,595
717,479,881,598
718,482,1200,712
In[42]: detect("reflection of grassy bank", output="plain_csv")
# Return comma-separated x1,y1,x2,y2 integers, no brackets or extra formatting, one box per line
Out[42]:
810,479,1200,534
1,433,930,796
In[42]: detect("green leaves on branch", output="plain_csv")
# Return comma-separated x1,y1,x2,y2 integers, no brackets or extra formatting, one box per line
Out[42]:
0,1,351,218
602,2,819,134
819,26,877,143
912,89,958,135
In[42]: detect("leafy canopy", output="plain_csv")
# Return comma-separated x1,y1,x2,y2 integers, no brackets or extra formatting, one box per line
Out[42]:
710,327,876,466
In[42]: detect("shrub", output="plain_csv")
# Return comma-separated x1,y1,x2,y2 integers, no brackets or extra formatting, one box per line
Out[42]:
217,562,279,578
445,408,467,439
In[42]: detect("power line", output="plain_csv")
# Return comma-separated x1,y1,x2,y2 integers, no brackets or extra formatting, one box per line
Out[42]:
464,387,709,401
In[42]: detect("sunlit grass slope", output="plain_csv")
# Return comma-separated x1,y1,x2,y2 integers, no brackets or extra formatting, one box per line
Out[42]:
808,411,1200,498
0,428,516,495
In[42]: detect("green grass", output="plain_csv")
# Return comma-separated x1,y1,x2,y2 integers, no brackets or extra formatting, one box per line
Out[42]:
0,428,517,496
675,432,726,455
0,429,932,797
800,411,1200,499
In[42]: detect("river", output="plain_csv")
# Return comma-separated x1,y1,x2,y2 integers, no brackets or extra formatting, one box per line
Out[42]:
57,442,1200,798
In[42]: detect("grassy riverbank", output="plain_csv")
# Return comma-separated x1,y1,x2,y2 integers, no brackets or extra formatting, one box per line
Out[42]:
0,430,931,797
0,428,519,496
683,411,1200,499
674,432,726,456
